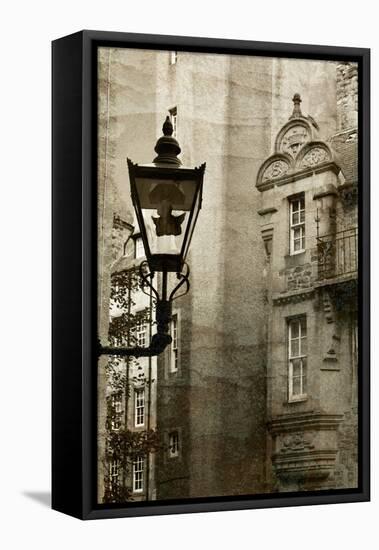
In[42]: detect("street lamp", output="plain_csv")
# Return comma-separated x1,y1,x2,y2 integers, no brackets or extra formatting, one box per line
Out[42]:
98,116,206,358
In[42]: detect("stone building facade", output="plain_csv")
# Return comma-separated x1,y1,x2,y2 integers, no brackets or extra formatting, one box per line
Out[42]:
257,88,358,492
97,48,358,502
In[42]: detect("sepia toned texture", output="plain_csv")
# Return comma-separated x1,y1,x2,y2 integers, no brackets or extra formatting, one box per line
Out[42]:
97,48,358,503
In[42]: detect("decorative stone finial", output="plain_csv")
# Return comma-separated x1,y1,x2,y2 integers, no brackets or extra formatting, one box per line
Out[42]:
289,93,303,119
153,116,182,166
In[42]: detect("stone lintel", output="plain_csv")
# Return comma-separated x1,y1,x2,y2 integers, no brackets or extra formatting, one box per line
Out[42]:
257,206,278,216
272,288,315,306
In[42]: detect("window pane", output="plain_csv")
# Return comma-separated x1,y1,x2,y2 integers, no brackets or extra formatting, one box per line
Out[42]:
292,212,300,225
292,200,299,213
302,373,307,394
292,376,301,395
135,388,145,426
290,320,300,337
300,210,305,223
300,337,307,355
290,339,299,357
300,317,306,335
292,357,301,375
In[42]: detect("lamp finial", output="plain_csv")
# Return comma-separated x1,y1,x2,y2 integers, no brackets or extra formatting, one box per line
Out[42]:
153,116,181,166
162,116,173,136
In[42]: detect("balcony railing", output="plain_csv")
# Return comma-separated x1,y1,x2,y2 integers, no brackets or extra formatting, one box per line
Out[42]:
316,227,358,281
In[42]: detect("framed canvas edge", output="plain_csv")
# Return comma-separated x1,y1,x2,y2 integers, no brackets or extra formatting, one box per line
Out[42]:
53,30,370,520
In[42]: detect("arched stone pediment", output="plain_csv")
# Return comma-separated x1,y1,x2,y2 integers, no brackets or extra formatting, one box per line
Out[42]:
256,95,340,191
256,153,293,190
295,141,334,170
275,119,314,158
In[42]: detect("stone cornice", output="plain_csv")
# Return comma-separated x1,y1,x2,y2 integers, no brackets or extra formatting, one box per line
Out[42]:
272,449,338,481
257,161,340,192
272,288,315,306
269,411,344,434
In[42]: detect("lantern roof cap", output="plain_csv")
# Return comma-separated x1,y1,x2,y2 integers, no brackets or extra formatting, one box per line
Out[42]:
153,116,182,167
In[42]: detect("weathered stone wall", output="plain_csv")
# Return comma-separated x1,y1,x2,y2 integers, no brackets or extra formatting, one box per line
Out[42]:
336,63,358,132
333,407,358,488
157,52,271,499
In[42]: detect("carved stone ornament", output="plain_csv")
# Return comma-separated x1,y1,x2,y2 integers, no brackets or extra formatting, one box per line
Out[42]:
256,95,341,192
270,412,343,484
262,159,289,181
301,147,329,168
280,433,315,453
281,125,310,157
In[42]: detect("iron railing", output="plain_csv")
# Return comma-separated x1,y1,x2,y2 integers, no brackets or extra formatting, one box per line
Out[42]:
316,227,358,280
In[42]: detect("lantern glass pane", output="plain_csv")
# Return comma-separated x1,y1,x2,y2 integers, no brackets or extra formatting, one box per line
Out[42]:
181,185,202,261
134,175,199,258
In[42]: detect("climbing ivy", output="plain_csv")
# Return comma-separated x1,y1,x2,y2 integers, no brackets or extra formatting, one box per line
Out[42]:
103,267,161,504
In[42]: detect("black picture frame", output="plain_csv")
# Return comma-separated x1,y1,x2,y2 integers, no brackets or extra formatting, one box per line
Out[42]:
52,30,370,520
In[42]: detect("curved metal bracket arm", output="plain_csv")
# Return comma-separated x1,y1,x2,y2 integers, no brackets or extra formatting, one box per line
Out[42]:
97,261,190,359
98,332,172,358
170,262,190,301
97,299,172,358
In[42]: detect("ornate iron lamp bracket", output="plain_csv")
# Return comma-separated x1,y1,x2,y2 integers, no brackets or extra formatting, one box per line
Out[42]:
97,261,190,358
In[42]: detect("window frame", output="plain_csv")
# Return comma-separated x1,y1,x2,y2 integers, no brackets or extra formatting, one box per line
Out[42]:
289,194,306,255
170,51,178,65
109,458,120,489
132,456,144,493
136,319,147,348
110,393,122,431
168,431,180,458
288,316,308,402
170,311,179,373
134,387,145,427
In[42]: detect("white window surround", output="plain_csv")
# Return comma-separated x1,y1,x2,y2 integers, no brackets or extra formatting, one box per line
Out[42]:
132,456,144,493
289,195,305,255
170,312,179,373
288,316,307,402
109,459,119,487
136,321,147,348
134,387,145,427
110,393,122,431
